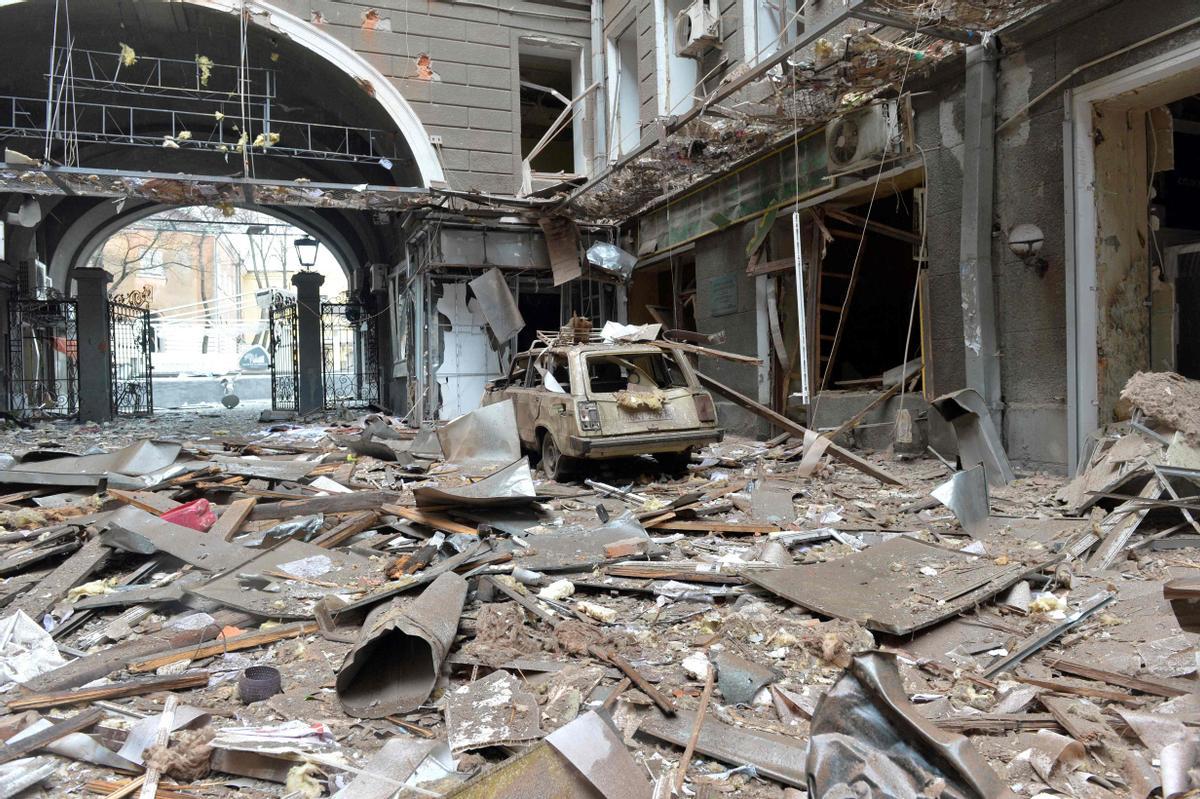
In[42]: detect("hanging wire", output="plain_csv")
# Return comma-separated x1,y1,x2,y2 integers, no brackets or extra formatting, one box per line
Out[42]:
809,0,936,425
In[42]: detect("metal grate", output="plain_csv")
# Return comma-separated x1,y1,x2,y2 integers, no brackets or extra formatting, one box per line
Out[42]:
6,296,79,419
269,297,299,412
109,299,154,416
321,301,381,410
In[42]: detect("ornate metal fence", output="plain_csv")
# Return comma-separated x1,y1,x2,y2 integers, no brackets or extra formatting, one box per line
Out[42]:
109,290,154,416
6,295,79,419
268,296,299,412
321,301,380,410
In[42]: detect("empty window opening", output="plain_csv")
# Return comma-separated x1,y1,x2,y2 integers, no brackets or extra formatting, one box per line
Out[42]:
745,0,799,64
519,47,585,177
814,189,923,391
586,352,687,394
608,23,640,157
656,0,701,116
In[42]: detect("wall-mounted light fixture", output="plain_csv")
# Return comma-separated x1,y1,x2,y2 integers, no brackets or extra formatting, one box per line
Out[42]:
293,236,320,268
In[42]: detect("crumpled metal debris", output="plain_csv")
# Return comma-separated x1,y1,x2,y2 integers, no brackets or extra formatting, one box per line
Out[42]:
437,400,522,467
930,389,1015,487
413,458,538,509
0,440,183,488
807,651,1013,799
337,571,468,718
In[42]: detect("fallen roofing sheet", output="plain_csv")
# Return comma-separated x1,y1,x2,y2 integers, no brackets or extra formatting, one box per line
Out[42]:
187,540,376,618
100,505,252,572
446,670,541,752
514,512,659,572
746,535,1042,635
436,400,521,467
0,440,182,488
413,458,538,509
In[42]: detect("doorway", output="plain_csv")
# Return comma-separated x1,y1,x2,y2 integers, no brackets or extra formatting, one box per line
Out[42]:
1066,41,1200,469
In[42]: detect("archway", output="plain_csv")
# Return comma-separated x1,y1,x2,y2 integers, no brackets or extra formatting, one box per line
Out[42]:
93,205,349,410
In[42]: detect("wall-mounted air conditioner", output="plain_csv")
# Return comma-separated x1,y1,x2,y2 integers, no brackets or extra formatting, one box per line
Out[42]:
675,0,720,59
825,98,906,173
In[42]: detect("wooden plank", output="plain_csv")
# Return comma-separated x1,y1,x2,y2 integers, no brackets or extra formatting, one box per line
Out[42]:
1014,676,1135,703
655,340,761,365
128,622,318,673
695,371,903,485
7,672,211,712
383,505,478,537
313,511,380,548
208,498,257,542
934,713,1059,734
0,706,105,765
1043,656,1194,698
250,491,403,521
107,490,182,515
8,537,110,620
828,381,903,440
138,695,178,799
649,520,781,535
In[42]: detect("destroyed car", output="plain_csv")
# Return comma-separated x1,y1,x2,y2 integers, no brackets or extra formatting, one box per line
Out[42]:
482,341,723,478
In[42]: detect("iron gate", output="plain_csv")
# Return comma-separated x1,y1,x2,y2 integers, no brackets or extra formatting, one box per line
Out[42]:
6,295,79,419
321,301,380,409
109,291,154,416
269,296,299,412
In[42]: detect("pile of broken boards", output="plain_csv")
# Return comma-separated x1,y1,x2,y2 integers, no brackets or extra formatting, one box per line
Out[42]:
0,388,1192,799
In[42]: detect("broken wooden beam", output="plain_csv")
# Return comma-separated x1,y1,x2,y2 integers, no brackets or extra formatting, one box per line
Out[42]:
313,510,380,548
7,672,211,711
250,490,404,521
208,498,257,541
1043,656,1194,698
695,371,903,486
589,646,676,715
8,537,110,620
0,706,105,765
647,520,781,535
128,622,318,673
107,490,183,515
383,505,479,537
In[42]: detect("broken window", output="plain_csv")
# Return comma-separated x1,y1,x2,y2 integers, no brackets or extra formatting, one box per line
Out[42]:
518,43,586,178
607,23,640,157
586,352,687,394
655,0,700,116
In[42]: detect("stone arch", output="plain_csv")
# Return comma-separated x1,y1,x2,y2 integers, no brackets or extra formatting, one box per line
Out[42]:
48,200,360,291
182,0,445,188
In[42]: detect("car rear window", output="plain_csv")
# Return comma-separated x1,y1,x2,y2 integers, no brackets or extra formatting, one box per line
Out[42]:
585,352,687,394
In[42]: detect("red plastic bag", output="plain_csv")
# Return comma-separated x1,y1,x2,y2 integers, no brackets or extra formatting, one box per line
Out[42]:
160,498,217,532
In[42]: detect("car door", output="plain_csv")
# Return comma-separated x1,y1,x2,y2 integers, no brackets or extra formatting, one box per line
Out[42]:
504,354,541,449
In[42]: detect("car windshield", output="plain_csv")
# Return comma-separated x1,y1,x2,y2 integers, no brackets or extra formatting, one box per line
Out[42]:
585,351,687,394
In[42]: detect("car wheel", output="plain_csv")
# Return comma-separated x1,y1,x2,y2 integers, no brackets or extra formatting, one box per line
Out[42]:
541,433,572,481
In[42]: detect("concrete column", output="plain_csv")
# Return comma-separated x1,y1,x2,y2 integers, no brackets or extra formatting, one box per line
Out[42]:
72,267,113,423
958,39,1003,430
292,271,325,415
0,266,13,412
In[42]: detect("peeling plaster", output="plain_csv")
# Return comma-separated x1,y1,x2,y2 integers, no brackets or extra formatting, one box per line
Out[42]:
310,10,326,25
997,52,1032,147
939,100,964,168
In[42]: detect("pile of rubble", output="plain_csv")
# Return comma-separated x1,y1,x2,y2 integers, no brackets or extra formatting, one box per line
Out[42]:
0,374,1194,799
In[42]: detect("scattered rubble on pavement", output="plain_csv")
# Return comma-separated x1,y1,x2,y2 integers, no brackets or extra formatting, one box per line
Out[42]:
0,370,1195,799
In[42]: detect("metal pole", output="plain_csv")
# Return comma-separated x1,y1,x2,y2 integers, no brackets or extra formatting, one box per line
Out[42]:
792,211,810,405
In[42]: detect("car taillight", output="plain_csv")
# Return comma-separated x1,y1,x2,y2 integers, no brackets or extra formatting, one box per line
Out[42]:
695,393,716,423
578,401,602,432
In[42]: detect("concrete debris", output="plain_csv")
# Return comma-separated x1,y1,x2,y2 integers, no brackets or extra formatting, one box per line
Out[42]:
0,378,1192,799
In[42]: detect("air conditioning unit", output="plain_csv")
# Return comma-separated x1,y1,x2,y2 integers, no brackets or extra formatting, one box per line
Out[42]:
675,0,720,59
825,99,904,173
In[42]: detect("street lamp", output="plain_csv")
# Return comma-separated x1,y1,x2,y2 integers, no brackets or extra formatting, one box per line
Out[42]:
294,236,320,268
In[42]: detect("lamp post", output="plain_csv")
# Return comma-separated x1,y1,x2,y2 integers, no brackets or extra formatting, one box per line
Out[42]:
293,236,320,268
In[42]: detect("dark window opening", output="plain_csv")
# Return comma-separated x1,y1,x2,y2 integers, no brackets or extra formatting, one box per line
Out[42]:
519,52,576,175
586,352,687,394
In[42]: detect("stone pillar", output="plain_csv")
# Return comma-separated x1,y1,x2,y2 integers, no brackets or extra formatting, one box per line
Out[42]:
292,271,325,415
72,267,113,423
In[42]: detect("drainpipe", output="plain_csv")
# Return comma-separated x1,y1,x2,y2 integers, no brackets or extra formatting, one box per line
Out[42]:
958,36,1002,432
591,0,608,172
